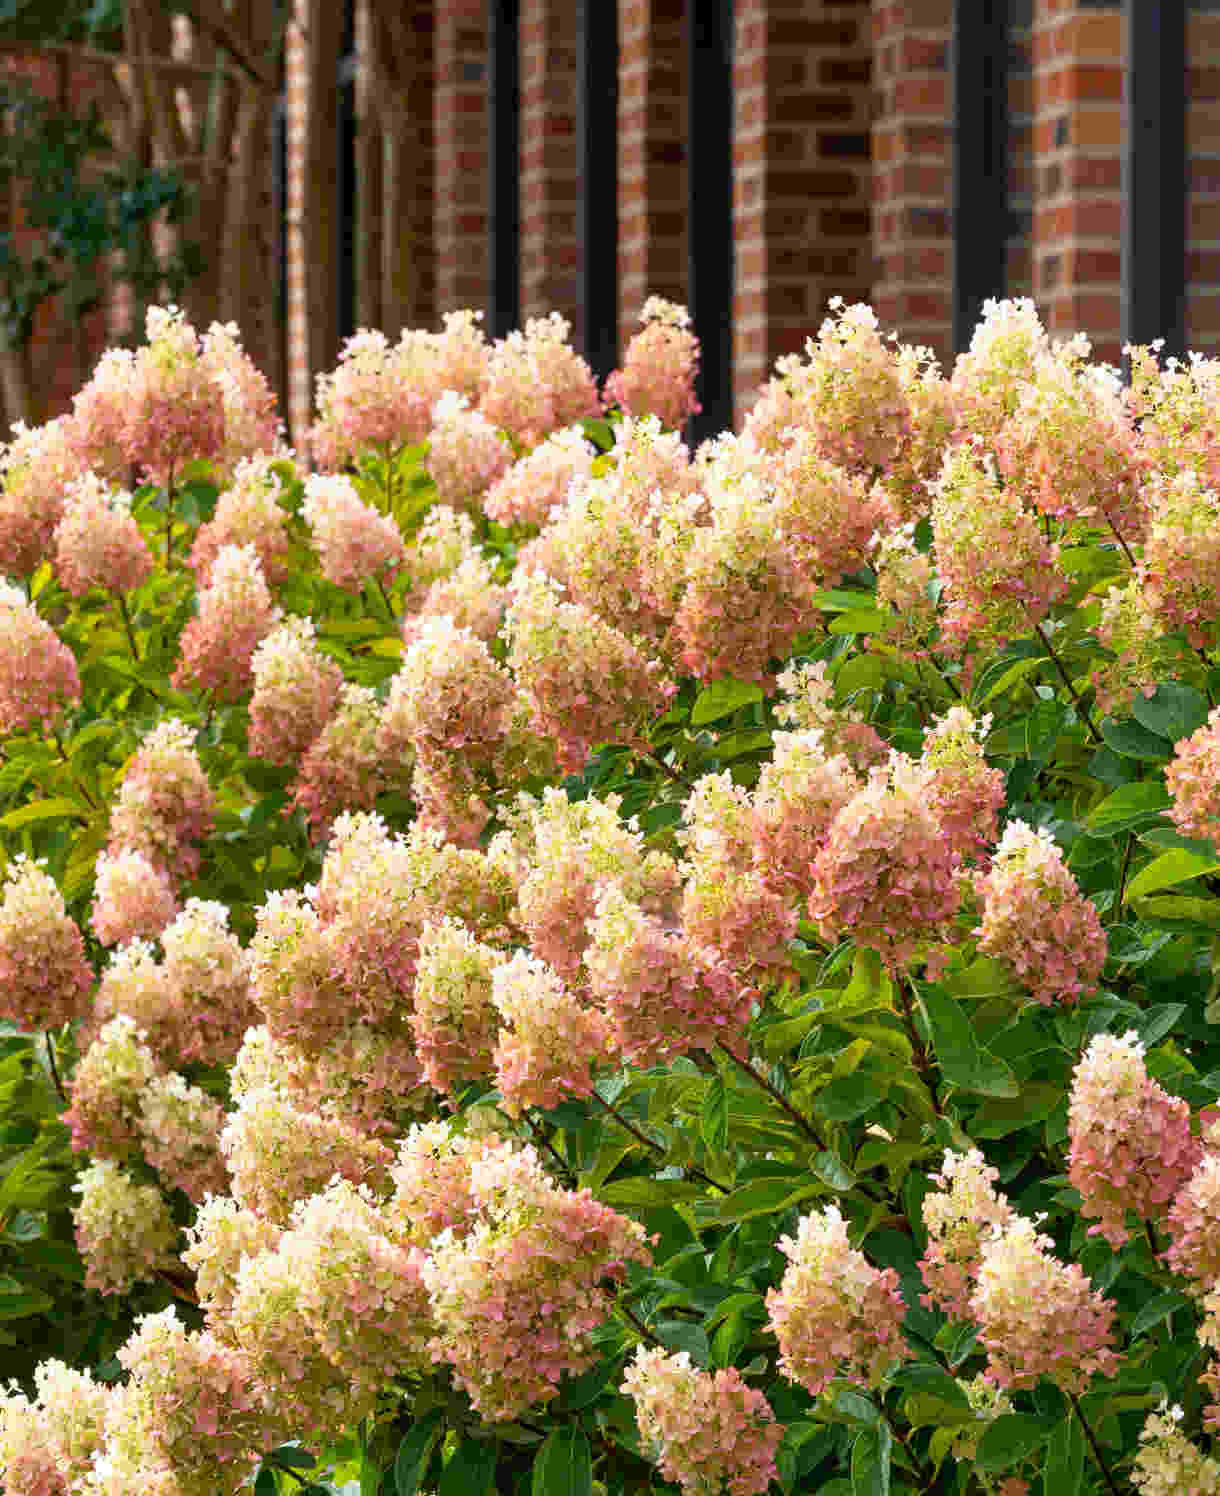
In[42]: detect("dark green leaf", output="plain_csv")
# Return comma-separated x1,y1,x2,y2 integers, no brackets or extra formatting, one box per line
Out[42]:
531,1429,592,1496
815,1071,888,1123
270,1447,317,1470
1043,1412,1084,1496
439,1438,497,1496
1130,682,1210,744
850,1423,891,1496
975,1415,1049,1473
653,1320,710,1366
551,1358,620,1413
1100,716,1172,762
254,1469,279,1496
828,609,887,635
1138,1003,1187,1049
1130,1290,1192,1339
1125,848,1220,901
690,679,764,726
920,986,1019,1098
394,1411,445,1496
701,1076,728,1153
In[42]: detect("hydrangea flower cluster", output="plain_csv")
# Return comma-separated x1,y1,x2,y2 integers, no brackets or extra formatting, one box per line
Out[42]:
973,819,1107,1005
0,415,80,577
766,1204,910,1397
490,950,613,1114
0,1360,112,1496
1068,1031,1201,1247
188,452,295,589
71,1159,178,1297
106,717,215,886
0,580,81,736
300,473,406,592
422,1140,651,1418
872,522,939,655
770,427,895,589
1139,466,1220,649
89,845,179,948
1093,578,1183,718
425,390,512,508
947,296,1053,440
968,1214,1120,1394
289,682,388,840
0,854,94,1032
247,615,344,765
115,305,228,484
181,1193,282,1322
1166,706,1220,851
410,918,505,1096
135,1071,228,1202
603,297,702,432
1130,1405,1220,1496
753,731,861,897
1165,1148,1220,1291
483,425,595,528
307,328,435,467
918,1149,1016,1320
158,898,257,1065
52,471,154,598
403,551,507,646
621,1347,782,1496
64,1015,161,1161
198,319,282,483
918,706,1005,866
171,542,283,702
479,312,601,448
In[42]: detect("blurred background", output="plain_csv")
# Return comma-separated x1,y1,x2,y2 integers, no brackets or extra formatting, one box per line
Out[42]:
0,1,1215,452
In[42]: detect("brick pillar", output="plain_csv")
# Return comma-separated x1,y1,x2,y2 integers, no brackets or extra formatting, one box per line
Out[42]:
869,0,954,371
519,0,584,341
1031,0,1123,363
1188,5,1220,357
618,0,688,359
732,0,874,428
434,1,491,319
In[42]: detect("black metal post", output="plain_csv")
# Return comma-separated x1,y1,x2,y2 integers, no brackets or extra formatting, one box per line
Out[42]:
1122,0,1187,365
687,0,734,444
489,0,521,339
952,0,1009,353
577,0,619,382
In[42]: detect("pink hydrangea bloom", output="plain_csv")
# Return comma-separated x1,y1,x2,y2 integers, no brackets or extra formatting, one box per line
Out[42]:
276,1179,432,1402
770,428,896,589
969,1214,1120,1395
490,950,614,1115
585,884,756,1064
65,346,136,482
1092,579,1181,719
410,918,505,1097
603,297,701,431
773,661,890,774
378,613,514,764
64,1015,161,1161
403,552,508,646
621,1346,782,1496
808,754,961,970
188,453,296,589
289,682,388,841
1166,705,1220,851
301,472,406,591
974,819,1107,1006
1139,466,1220,650
90,846,179,947
483,425,595,528
1068,1030,1202,1248
1127,339,1220,486
90,939,180,1063
753,731,861,898
181,1194,282,1323
172,541,282,702
248,888,349,1054
121,305,227,485
919,706,1006,867
218,1086,392,1226
0,581,81,736
918,1148,1016,1320
198,319,281,482
422,1140,651,1418
766,1204,911,1398
159,898,257,1066
1165,1150,1220,1292
680,863,798,986
506,570,675,773
106,717,215,886
0,855,93,1033
384,1121,504,1248
0,416,80,577
1130,1405,1220,1496
72,1159,177,1297
885,342,958,520
930,441,1067,659
873,523,939,657
0,1360,111,1496
247,615,344,765
135,1071,228,1202
948,296,1054,441
479,312,601,448
115,1307,269,1496
426,390,512,507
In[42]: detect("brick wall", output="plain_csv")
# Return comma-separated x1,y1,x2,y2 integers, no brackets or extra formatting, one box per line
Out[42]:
869,0,953,368
1031,0,1123,364
434,1,492,321
519,0,584,341
1188,2,1220,356
617,0,688,360
1007,0,1036,301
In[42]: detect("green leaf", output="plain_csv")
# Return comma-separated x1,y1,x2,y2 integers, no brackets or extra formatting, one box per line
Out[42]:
690,679,764,726
1100,716,1173,762
1130,894,1220,929
833,653,889,698
1125,847,1220,901
811,1149,856,1191
438,1438,497,1496
815,1071,889,1123
712,1176,824,1223
654,1320,710,1366
1131,682,1210,744
975,1414,1049,1473
1043,1412,1084,1496
701,1076,728,1153
810,588,875,613
971,1083,1063,1139
920,986,1019,1098
254,1469,278,1496
1130,1290,1192,1339
977,656,1048,706
1086,780,1172,836
599,1176,708,1208
890,1363,971,1413
551,1358,620,1413
828,609,887,635
394,1411,445,1496
0,1275,53,1319
531,1429,592,1496
0,796,87,830
850,1423,891,1496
